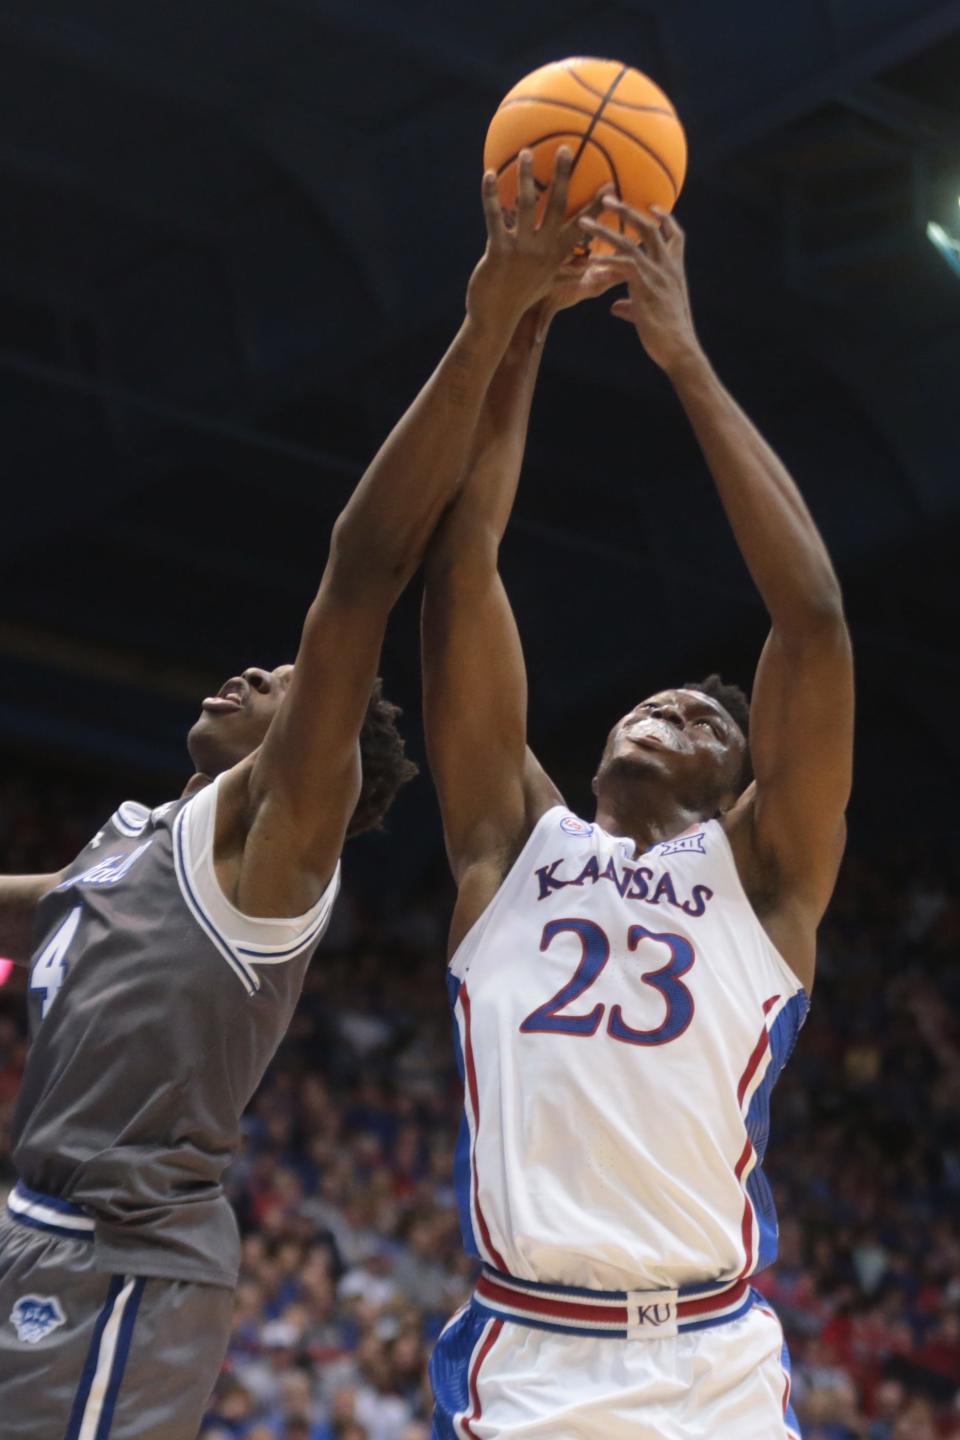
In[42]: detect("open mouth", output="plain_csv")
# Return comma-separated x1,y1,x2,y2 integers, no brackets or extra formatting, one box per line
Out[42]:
201,696,243,714
201,677,247,713
629,720,677,750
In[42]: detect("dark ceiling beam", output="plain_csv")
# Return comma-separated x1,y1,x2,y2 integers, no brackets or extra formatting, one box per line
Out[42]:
0,621,212,701
0,7,348,213
841,78,960,147
0,342,359,556
275,0,502,88
699,0,960,161
0,4,395,330
0,345,359,471
0,138,224,244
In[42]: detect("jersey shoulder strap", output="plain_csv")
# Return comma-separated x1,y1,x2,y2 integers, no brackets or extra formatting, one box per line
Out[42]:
173,773,340,993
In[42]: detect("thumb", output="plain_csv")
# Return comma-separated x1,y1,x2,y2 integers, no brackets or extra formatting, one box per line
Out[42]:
610,298,634,322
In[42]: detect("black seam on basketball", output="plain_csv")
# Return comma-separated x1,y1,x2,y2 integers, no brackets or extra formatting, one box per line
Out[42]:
500,96,597,122
570,63,628,181
494,132,587,179
566,67,674,116
497,96,679,196
571,137,622,255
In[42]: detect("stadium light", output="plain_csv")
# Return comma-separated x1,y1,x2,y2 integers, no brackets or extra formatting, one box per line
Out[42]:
927,219,960,278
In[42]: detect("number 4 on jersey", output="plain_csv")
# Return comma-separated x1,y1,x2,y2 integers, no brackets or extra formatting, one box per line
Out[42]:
30,906,82,1018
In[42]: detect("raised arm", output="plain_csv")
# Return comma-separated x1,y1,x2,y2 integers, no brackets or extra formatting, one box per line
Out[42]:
582,203,853,987
0,873,63,966
421,306,550,946
227,152,604,917
423,225,621,949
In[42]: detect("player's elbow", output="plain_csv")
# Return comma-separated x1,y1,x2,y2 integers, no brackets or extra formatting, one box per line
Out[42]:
424,519,500,588
328,512,414,599
776,598,851,661
779,573,848,639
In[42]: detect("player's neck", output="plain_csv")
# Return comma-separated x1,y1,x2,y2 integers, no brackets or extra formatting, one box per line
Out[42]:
181,772,213,799
593,785,706,854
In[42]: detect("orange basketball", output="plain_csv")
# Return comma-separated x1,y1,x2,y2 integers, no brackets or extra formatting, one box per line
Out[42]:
484,57,687,254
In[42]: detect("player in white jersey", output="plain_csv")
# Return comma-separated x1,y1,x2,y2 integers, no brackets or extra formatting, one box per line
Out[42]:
422,178,854,1438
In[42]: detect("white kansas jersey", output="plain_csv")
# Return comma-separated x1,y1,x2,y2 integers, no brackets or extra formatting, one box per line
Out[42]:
447,807,808,1293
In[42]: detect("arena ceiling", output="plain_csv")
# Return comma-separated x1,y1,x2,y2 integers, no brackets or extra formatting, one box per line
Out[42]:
0,0,958,857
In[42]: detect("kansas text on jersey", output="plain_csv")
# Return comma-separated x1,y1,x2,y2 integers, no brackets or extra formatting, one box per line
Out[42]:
447,808,808,1294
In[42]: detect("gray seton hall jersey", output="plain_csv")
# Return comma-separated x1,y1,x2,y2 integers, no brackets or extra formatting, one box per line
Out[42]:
11,774,339,1288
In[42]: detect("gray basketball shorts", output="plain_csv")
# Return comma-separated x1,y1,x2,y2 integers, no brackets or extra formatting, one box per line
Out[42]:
0,1183,233,1440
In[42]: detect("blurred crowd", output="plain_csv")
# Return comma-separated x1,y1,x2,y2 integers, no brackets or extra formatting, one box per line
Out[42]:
0,768,958,1438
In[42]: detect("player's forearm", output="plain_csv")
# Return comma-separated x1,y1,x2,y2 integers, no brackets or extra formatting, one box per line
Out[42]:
667,348,845,637
426,306,548,576
330,312,519,599
0,873,61,966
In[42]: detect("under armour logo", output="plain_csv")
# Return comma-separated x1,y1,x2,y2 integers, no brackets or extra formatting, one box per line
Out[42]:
11,1294,66,1343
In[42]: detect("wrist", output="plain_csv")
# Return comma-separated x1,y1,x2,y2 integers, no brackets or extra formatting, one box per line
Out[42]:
662,341,711,388
459,308,518,365
508,304,550,357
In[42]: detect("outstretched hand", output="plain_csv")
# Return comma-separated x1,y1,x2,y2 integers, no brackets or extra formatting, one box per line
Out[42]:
466,148,613,336
578,202,701,374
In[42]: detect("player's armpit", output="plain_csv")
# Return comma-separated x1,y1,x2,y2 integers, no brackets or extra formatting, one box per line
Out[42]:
747,614,854,919
237,576,384,913
0,872,64,965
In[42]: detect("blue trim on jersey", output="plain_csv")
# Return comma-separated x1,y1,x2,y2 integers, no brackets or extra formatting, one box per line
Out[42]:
781,1326,802,1438
112,802,150,838
466,1286,758,1347
235,898,332,960
6,1208,93,1242
93,1277,146,1440
744,992,809,1274
65,1276,125,1440
745,994,808,1163
447,971,479,1261
669,1289,755,1334
430,1305,490,1440
481,1263,737,1303
15,1181,87,1218
474,1299,626,1338
752,1292,803,1437
172,810,259,995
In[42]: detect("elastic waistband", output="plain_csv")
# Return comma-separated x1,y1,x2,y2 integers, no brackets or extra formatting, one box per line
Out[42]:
474,1266,754,1340
7,1181,95,1240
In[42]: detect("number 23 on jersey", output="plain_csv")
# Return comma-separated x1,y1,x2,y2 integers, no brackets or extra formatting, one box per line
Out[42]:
520,917,696,1046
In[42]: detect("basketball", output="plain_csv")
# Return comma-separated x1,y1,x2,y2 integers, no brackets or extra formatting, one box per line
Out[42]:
484,57,687,253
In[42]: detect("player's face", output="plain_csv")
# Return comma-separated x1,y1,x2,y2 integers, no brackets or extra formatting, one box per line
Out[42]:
595,689,746,815
186,664,295,776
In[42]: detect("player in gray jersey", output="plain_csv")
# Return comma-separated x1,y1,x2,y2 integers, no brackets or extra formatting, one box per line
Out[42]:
0,152,612,1440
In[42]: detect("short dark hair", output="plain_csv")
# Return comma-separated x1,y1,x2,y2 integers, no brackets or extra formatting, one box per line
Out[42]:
348,678,418,839
684,673,753,791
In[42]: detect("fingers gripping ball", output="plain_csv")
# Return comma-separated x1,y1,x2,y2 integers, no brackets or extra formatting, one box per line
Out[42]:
484,57,687,254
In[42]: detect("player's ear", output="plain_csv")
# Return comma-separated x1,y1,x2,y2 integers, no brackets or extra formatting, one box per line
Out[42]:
591,773,599,797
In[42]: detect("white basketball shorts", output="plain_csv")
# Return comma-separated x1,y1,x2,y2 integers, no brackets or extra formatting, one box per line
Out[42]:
431,1284,801,1439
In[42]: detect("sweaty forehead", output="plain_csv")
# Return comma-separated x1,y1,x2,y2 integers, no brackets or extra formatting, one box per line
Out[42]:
631,689,727,717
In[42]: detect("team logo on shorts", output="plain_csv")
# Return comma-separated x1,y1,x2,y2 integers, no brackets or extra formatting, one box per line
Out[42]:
10,1294,66,1343
560,816,594,837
